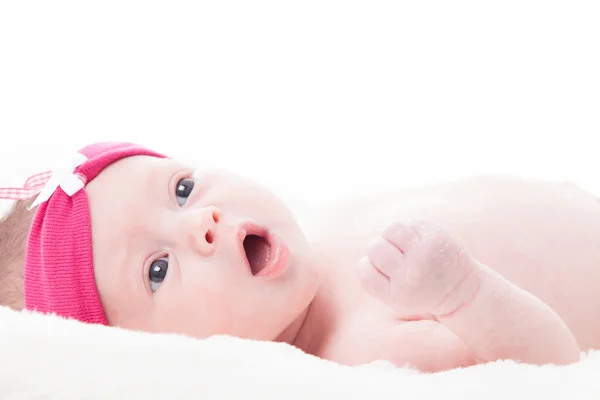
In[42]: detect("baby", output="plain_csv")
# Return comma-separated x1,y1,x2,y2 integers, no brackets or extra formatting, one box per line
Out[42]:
1,141,599,373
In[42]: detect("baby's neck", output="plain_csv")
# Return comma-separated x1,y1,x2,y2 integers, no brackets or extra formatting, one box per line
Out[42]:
290,290,335,357
273,306,309,346
278,266,339,357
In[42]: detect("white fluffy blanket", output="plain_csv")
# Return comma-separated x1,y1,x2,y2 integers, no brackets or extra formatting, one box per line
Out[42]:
0,306,598,399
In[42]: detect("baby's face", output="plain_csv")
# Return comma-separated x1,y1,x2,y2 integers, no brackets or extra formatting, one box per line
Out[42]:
85,155,319,341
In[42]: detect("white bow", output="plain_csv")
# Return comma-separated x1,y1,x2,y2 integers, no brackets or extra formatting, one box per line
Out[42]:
28,152,89,210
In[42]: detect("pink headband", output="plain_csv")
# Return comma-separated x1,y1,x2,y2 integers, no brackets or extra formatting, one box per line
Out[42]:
0,142,166,324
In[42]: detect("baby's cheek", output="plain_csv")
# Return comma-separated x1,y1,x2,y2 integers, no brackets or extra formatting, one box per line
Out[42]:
166,290,233,335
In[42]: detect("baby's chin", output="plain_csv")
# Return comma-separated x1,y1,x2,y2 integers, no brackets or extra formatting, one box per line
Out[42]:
290,250,321,301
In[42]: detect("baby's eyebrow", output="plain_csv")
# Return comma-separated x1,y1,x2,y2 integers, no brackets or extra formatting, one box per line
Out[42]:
143,162,173,198
191,168,202,182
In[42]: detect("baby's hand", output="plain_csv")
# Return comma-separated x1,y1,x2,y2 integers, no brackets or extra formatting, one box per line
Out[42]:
357,219,480,320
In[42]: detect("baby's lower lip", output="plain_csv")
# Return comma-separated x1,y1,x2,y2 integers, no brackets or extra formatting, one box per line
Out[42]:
254,234,290,279
237,224,290,279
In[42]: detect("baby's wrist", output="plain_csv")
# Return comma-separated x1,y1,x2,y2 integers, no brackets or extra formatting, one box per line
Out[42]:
434,261,485,319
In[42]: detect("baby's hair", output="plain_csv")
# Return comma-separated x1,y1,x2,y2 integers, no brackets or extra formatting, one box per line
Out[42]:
0,199,35,309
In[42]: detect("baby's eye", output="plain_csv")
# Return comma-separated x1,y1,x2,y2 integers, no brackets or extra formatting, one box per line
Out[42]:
176,178,194,206
149,257,169,293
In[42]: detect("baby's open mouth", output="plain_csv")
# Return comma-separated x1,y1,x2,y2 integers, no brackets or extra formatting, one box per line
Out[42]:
243,234,272,275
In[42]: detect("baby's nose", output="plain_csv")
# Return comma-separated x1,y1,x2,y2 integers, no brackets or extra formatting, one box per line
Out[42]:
187,206,222,256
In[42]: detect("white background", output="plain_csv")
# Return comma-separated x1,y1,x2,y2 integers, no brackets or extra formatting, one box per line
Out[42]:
1,1,599,219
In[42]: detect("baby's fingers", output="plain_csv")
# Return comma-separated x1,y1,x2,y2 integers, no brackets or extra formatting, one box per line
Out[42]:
382,220,422,252
356,256,391,304
367,236,404,278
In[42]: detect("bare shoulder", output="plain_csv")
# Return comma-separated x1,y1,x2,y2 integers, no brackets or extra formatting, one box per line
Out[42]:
303,175,600,247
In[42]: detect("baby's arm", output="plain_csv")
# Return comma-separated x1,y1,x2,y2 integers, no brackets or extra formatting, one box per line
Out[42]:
388,320,477,372
437,263,581,365
358,219,581,367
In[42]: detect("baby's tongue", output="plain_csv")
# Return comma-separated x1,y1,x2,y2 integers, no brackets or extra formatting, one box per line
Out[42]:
244,235,271,275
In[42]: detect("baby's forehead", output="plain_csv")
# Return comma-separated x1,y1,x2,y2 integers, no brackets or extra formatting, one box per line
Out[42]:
97,155,188,184
86,155,187,217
